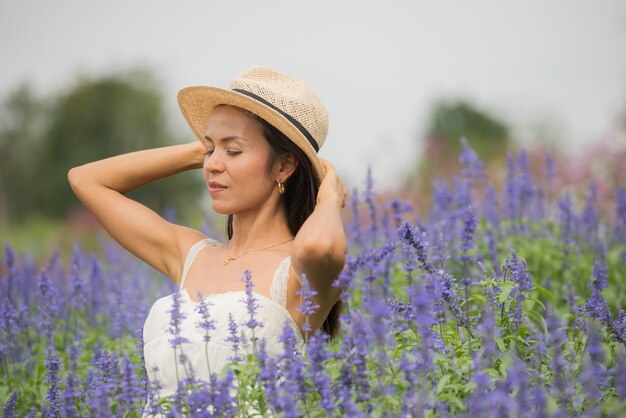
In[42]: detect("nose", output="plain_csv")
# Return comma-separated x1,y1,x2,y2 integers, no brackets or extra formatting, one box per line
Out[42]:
203,151,225,173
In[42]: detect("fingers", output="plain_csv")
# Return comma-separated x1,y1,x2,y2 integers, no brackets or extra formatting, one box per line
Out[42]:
318,159,347,208
320,158,334,173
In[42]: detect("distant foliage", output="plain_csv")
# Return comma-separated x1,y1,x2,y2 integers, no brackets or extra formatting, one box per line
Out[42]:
1,141,626,416
0,71,204,223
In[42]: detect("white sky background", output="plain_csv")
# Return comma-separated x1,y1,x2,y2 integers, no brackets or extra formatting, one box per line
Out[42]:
1,0,625,188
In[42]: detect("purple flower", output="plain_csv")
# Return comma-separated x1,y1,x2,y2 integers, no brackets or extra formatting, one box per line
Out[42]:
388,198,413,229
239,270,264,354
304,332,335,414
615,353,626,400
194,290,216,343
365,166,379,244
117,356,138,413
224,312,242,362
133,327,148,398
483,184,500,228
399,222,434,274
590,260,608,293
460,206,478,257
239,270,264,330
517,150,534,222
615,188,626,244
295,274,320,338
167,290,189,348
503,153,520,221
2,390,18,418
459,137,485,184
38,271,59,347
430,178,453,225
349,187,363,248
42,350,63,418
558,193,574,247
582,182,599,239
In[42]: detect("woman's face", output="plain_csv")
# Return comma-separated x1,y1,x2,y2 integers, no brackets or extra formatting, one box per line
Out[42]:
202,106,277,215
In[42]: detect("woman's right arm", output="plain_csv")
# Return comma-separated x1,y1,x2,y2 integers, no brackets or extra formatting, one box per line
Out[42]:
67,142,207,281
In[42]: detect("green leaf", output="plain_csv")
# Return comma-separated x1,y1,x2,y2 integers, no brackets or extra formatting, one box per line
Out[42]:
498,282,516,304
533,282,554,304
523,297,546,312
495,336,506,353
526,310,548,335
437,374,452,394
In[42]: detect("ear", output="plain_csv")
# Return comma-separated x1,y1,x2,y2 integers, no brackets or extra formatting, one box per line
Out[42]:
275,153,298,182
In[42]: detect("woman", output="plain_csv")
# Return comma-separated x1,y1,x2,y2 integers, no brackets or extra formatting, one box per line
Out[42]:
68,66,347,412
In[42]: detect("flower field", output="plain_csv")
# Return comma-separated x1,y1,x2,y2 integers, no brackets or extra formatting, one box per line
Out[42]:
1,142,626,417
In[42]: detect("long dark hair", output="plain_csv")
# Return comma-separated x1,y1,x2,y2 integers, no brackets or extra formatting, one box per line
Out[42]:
224,106,344,340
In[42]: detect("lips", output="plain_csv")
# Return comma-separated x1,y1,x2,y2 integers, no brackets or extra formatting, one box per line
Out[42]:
208,181,228,193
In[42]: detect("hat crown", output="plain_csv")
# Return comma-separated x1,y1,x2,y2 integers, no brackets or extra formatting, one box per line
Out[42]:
229,66,328,150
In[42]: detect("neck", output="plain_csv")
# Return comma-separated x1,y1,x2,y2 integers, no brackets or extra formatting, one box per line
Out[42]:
228,200,293,253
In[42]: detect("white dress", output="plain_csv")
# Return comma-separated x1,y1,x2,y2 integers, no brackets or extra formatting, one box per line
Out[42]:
142,238,305,416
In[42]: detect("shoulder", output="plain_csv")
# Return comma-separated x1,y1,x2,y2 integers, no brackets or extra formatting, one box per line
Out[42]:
171,225,222,279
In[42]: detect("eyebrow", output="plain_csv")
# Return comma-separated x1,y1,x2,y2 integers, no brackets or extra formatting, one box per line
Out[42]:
203,135,248,144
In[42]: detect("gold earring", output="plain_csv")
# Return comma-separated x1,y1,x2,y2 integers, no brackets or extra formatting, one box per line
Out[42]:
277,181,285,195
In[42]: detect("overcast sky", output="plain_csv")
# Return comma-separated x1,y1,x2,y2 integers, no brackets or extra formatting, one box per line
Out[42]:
1,0,625,187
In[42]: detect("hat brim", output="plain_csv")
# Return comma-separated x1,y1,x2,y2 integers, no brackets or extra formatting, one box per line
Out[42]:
177,86,325,182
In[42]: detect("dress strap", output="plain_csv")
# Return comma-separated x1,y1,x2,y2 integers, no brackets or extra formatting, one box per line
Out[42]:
269,256,292,308
179,238,220,290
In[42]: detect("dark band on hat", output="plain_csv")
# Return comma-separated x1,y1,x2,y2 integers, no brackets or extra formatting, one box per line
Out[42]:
232,88,319,153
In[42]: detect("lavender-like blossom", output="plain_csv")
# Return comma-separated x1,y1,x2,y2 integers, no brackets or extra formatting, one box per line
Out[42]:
517,150,534,224
453,177,473,216
239,270,263,329
194,290,216,343
483,184,500,228
133,327,148,398
365,166,378,244
118,356,138,414
38,270,61,351
295,274,320,339
460,206,478,265
167,290,189,348
398,221,434,274
349,187,363,248
143,367,165,417
224,312,242,362
256,338,282,415
239,270,264,354
388,198,413,229
503,153,520,222
581,182,599,241
459,137,485,184
615,353,626,400
274,323,306,417
0,294,20,364
557,193,574,249
430,178,453,226
304,332,335,414
2,390,18,418
615,187,626,245
166,290,189,391
41,350,63,418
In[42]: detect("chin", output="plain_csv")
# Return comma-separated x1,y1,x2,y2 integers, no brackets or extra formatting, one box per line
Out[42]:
211,202,231,215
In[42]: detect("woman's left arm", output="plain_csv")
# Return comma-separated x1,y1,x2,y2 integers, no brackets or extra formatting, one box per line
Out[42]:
292,160,348,299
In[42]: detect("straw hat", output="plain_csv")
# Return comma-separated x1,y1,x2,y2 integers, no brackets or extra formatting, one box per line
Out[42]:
177,66,328,181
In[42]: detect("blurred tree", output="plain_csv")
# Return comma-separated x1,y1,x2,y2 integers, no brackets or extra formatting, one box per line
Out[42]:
0,84,48,224
409,99,512,196
0,70,204,225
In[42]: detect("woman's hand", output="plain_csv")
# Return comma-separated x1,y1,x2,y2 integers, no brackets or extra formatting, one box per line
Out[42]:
317,159,347,209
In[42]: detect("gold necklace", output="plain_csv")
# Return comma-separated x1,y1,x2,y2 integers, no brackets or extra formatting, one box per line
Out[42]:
224,237,294,266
